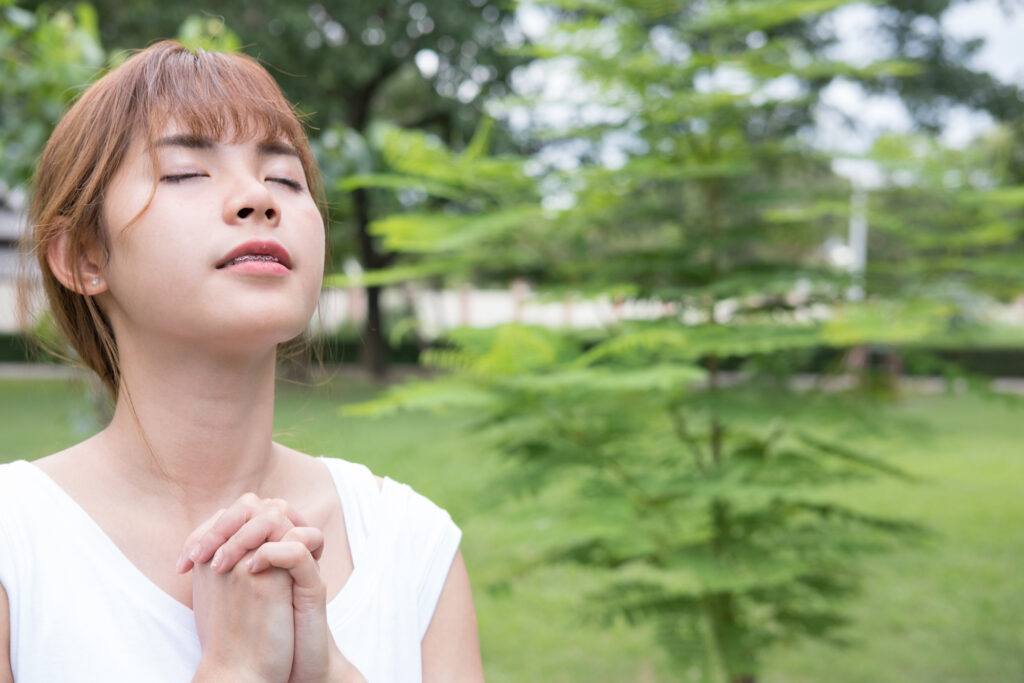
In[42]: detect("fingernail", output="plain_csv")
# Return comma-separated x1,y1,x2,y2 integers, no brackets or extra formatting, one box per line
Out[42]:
189,546,201,562
246,557,255,572
211,549,222,569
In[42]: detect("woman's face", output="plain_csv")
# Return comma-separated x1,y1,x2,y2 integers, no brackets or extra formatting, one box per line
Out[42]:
98,120,325,355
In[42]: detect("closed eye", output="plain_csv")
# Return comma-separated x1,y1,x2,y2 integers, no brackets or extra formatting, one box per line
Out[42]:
159,173,303,191
161,173,207,183
268,177,303,191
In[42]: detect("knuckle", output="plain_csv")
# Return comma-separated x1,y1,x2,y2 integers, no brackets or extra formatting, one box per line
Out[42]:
229,550,257,575
217,539,239,558
264,509,289,527
240,492,261,506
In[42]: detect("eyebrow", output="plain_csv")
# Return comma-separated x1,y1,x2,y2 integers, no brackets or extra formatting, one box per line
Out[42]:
151,134,301,158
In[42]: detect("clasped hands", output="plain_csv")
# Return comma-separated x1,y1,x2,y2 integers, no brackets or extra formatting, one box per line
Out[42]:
175,493,366,683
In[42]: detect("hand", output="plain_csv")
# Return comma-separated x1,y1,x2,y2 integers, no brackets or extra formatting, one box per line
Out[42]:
187,511,295,682
178,494,364,683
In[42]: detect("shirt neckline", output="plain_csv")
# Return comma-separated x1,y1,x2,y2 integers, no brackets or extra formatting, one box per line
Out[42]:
13,455,387,634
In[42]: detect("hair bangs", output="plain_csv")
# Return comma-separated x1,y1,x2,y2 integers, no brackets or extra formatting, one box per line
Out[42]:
135,47,309,153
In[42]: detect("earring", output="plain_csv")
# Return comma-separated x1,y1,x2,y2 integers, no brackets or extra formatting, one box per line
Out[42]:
91,277,101,286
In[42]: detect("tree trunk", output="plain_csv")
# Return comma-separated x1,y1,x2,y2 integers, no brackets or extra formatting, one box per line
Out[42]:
346,61,455,380
362,282,388,378
352,184,389,380
348,78,391,381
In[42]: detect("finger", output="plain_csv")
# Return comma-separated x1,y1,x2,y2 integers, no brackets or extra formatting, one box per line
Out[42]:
216,524,324,574
210,511,295,574
181,494,308,570
282,525,325,562
247,541,322,593
180,492,261,572
175,508,226,574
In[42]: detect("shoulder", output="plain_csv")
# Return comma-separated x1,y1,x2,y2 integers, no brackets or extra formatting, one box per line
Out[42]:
274,443,385,495
386,478,463,578
11,438,103,496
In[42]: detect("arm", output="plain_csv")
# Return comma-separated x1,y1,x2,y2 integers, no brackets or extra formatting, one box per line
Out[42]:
421,550,484,683
0,582,12,683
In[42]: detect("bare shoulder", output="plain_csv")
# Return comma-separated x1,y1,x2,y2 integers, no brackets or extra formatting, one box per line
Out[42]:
275,443,385,492
24,438,105,498
24,438,91,476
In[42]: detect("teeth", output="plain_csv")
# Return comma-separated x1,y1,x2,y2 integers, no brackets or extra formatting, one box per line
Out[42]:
227,254,280,266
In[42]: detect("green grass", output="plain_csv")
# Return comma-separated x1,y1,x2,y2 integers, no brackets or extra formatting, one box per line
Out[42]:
1,374,1021,682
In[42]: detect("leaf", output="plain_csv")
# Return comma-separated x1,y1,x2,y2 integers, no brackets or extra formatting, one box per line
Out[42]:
336,173,467,201
795,432,916,481
687,0,854,33
338,379,496,417
503,364,707,395
323,259,460,287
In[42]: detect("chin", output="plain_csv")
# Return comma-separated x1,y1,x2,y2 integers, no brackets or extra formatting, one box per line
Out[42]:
202,313,312,351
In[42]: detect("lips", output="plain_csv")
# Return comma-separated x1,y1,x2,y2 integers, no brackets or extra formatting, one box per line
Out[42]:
216,240,293,270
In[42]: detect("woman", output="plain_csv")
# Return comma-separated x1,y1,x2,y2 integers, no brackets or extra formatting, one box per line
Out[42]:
0,40,483,682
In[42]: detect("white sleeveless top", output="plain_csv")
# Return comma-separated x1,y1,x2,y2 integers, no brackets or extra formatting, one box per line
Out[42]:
0,456,463,682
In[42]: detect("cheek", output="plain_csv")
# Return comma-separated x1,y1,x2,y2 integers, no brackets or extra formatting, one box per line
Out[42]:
303,218,326,297
296,201,326,273
102,174,156,247
288,202,325,315
104,198,218,310
112,198,208,271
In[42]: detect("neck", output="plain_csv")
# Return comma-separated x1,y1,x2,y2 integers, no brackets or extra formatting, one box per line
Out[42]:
94,335,285,518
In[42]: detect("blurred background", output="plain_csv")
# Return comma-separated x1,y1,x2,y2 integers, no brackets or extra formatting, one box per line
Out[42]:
2,0,1023,681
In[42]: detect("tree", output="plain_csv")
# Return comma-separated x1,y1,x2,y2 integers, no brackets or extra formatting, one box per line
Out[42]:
334,1,977,678
337,0,1024,679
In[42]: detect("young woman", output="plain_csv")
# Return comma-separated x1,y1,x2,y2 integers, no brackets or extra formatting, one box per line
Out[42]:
0,40,483,682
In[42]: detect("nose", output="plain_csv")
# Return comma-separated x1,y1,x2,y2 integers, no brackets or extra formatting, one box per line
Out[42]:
223,178,281,228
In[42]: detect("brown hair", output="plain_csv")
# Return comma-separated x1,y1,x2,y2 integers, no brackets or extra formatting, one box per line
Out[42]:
16,39,329,407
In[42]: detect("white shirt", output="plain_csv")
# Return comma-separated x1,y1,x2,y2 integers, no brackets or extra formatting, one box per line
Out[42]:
0,456,462,682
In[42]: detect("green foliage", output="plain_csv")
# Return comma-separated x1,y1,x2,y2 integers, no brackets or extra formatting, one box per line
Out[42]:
0,5,233,191
334,0,1017,679
350,322,925,682
864,129,1024,302
0,2,105,188
175,15,241,52
337,119,547,287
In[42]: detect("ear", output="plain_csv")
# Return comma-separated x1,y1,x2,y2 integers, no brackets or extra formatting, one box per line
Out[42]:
46,227,107,296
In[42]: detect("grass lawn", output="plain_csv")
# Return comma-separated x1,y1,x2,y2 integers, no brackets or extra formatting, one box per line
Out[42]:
1,372,1021,682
